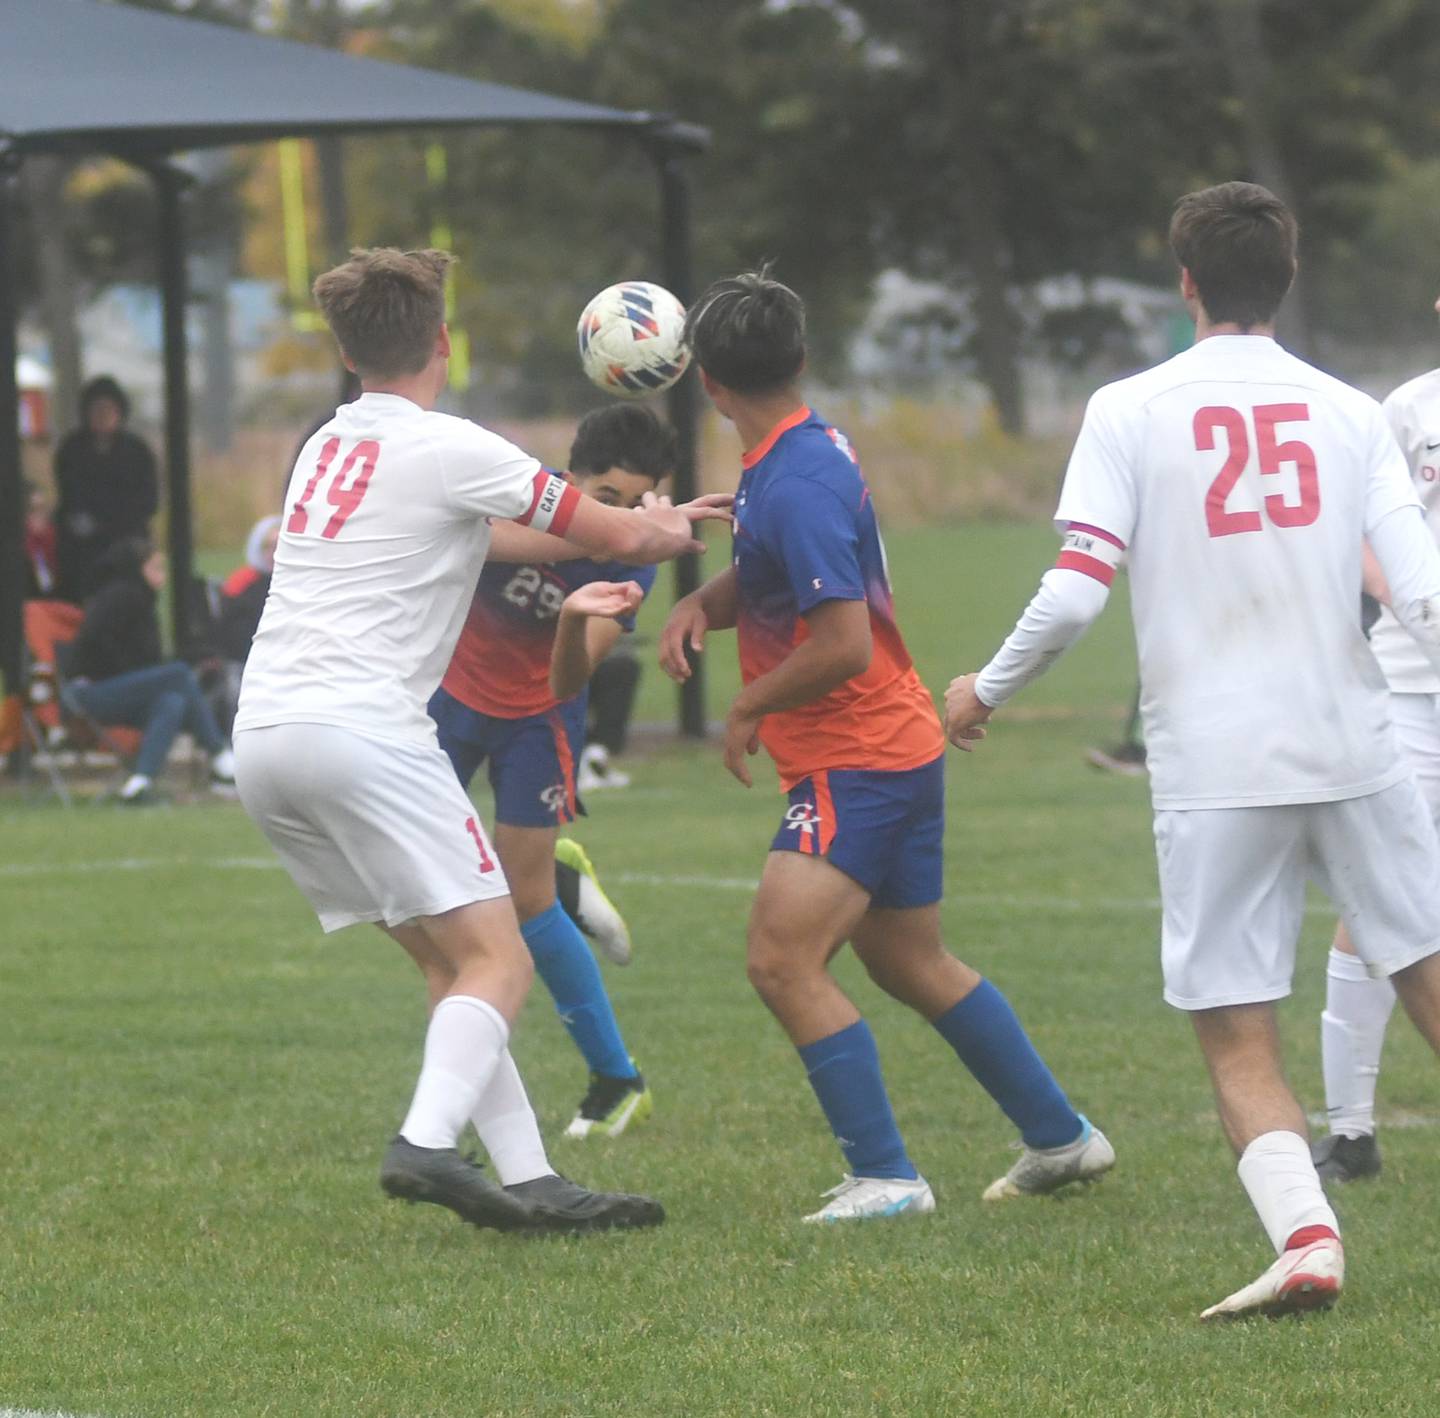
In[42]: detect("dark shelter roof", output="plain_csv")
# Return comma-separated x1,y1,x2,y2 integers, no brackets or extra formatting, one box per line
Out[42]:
0,0,652,156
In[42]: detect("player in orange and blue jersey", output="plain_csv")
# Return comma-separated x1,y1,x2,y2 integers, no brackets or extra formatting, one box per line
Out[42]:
661,270,1114,1221
428,404,671,1140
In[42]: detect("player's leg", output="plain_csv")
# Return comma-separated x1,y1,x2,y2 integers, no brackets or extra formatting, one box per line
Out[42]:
386,912,659,1231
747,847,933,1221
1191,1002,1343,1320
490,704,649,1139
1314,772,1440,1091
1157,802,1342,1319
851,904,1112,1200
1314,695,1438,1180
493,817,651,1139
1314,922,1392,1181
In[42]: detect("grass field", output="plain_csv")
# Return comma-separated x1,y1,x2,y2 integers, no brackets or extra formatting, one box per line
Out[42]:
6,522,1440,1418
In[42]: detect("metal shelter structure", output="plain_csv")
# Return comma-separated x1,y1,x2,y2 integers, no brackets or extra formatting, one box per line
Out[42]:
0,0,712,758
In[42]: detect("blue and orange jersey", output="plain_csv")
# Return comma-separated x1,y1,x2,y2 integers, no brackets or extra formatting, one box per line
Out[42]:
733,407,944,791
442,476,656,720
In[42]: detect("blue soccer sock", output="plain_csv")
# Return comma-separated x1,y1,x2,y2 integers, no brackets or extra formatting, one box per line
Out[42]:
520,902,637,1081
932,980,1082,1150
797,1019,918,1181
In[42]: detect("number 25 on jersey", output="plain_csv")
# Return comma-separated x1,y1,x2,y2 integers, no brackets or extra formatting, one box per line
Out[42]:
1196,403,1319,538
288,436,381,539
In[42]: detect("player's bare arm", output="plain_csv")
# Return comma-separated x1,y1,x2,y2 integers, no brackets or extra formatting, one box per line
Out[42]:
563,489,731,565
1362,541,1392,607
549,581,643,701
488,519,588,564
659,565,739,681
722,598,871,787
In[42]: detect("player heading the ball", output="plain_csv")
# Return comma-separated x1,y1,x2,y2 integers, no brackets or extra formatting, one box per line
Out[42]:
234,246,728,1237
661,266,1114,1223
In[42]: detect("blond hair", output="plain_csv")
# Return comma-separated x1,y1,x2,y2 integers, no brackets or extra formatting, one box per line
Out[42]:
312,247,454,379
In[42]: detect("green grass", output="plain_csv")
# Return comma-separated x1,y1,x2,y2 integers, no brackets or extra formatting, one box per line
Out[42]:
5,523,1440,1417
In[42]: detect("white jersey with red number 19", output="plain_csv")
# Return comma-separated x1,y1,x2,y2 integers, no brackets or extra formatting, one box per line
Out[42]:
1054,334,1421,810
1366,368,1440,694
236,391,578,746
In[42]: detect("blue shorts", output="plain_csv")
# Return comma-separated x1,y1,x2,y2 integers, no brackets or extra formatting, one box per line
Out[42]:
770,754,945,909
428,687,586,828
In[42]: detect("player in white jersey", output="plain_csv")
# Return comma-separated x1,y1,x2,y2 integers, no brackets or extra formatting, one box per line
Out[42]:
1311,317,1440,1185
235,247,730,1236
943,184,1440,1319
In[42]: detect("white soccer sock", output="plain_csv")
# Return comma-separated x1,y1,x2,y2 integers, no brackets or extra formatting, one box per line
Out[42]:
470,1049,552,1186
1322,947,1396,1139
399,995,508,1151
1237,1130,1340,1255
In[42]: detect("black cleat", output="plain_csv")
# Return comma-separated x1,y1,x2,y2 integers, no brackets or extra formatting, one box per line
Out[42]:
506,1172,665,1234
379,1135,535,1231
1311,1131,1382,1184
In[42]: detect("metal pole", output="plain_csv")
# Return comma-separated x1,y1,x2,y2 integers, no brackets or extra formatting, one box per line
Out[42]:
0,147,28,770
153,168,194,655
657,137,707,738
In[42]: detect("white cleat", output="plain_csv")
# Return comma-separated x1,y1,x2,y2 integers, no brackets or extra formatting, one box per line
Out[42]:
802,1173,936,1223
982,1116,1115,1200
1200,1237,1344,1321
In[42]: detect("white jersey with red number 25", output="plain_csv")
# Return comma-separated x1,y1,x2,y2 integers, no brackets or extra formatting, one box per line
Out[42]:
236,391,578,746
1055,334,1421,810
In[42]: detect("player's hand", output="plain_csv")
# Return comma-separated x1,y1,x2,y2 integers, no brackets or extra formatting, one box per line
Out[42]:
562,580,645,622
660,594,709,682
944,672,992,752
634,491,707,558
679,491,735,525
723,706,762,787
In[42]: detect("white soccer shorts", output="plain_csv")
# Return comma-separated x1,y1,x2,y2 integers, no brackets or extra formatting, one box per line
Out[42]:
235,722,510,933
1389,692,1440,820
1155,775,1440,1010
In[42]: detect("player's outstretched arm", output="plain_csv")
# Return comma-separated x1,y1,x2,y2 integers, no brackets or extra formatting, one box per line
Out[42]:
550,581,643,701
659,566,739,682
722,598,871,787
947,563,1111,750
564,490,732,567
489,520,588,564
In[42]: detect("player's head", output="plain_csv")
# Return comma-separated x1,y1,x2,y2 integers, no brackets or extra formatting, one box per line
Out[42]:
81,375,129,438
683,267,806,410
1169,183,1297,330
312,247,454,393
568,404,677,508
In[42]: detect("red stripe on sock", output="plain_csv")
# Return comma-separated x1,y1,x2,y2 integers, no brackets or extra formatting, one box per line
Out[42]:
1285,1224,1338,1251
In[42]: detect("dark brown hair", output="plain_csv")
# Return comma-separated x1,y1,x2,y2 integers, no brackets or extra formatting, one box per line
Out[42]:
312,247,453,379
1169,183,1297,328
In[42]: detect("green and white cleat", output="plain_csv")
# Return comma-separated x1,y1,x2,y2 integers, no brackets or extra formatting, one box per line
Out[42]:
563,1067,653,1139
555,836,632,966
982,1116,1115,1200
802,1173,936,1223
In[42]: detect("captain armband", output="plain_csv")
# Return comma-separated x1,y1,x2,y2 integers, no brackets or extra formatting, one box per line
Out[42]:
1055,523,1125,587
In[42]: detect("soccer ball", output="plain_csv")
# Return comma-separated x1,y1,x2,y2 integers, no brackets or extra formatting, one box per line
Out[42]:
577,281,689,399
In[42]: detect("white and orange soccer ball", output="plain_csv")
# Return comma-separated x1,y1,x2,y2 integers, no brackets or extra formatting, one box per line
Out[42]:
577,281,689,399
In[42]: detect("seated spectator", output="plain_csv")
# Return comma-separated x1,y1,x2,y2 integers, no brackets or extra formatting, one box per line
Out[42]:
63,538,235,805
216,514,279,663
23,479,59,599
55,375,159,603
205,514,279,734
